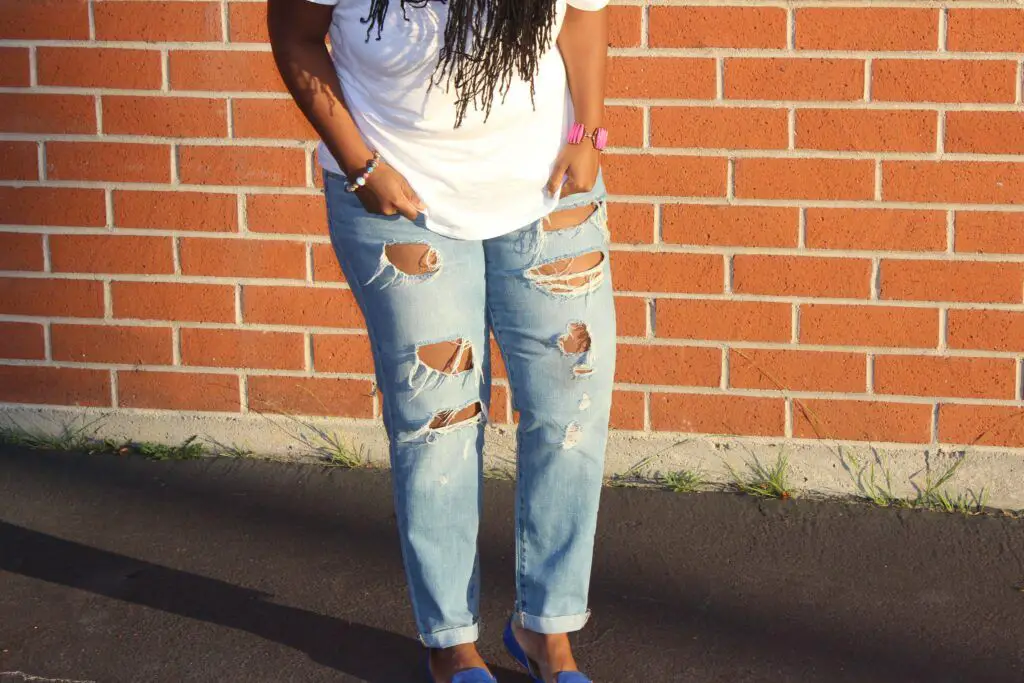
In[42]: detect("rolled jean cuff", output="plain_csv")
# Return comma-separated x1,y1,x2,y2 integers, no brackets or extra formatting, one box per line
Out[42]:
516,609,591,635
419,623,479,649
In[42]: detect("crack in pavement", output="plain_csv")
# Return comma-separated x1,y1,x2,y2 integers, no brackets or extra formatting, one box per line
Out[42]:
1,672,97,683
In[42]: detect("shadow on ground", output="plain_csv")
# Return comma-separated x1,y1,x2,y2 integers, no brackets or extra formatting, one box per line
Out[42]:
0,447,1021,682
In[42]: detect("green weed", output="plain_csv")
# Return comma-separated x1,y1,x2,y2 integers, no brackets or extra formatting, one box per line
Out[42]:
656,468,706,493
727,452,793,500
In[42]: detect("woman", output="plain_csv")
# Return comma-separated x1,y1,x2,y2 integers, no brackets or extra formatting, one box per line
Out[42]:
268,1,612,681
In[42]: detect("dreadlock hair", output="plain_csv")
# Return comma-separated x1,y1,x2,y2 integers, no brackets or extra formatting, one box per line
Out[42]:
361,0,559,128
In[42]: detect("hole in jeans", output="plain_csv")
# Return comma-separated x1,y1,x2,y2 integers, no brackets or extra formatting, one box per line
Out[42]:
429,401,483,430
543,204,599,232
417,339,473,374
385,243,439,275
526,251,605,296
559,322,592,355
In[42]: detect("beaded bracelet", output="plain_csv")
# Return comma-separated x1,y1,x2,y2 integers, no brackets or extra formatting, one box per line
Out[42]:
567,121,609,151
344,151,382,193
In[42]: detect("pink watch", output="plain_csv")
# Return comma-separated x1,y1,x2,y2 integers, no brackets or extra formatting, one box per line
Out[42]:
568,121,608,151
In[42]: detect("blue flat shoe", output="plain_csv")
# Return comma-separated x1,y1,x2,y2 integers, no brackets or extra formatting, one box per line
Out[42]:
425,653,497,683
502,619,593,683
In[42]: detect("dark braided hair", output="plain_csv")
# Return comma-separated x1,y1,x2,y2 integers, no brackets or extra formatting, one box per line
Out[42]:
362,0,558,127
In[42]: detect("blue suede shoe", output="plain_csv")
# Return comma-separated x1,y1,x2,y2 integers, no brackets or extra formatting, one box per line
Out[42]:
502,619,593,683
425,653,498,683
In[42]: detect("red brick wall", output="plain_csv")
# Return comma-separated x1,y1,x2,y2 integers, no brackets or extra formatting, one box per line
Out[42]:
1,1,1023,448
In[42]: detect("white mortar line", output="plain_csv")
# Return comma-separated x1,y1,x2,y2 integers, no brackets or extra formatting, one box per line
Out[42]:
95,95,103,135
170,145,180,185
646,299,655,339
787,108,796,150
938,308,949,351
87,0,96,40
234,284,243,325
930,403,939,444
36,142,46,180
221,0,230,43
226,97,235,138
305,242,314,283
642,106,651,148
784,398,793,438
43,322,53,361
870,258,881,300
161,50,170,92
102,281,112,320
874,160,883,201
172,236,182,274
41,234,51,273
652,203,662,243
642,392,651,432
723,254,733,294
936,110,946,155
720,346,729,390
1017,358,1023,402
715,57,725,100
791,303,800,344
237,193,249,234
938,7,948,52
239,374,249,413
110,369,119,408
1017,59,1023,106
172,326,182,365
946,210,956,253
304,332,313,373
639,3,649,48
797,207,807,248
726,158,735,200
28,47,38,87
786,6,796,51
104,189,114,228
866,354,875,393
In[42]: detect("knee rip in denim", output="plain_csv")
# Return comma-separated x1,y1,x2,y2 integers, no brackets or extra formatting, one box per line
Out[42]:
556,321,595,378
406,400,487,444
366,242,440,288
515,201,609,265
408,338,481,399
526,249,605,298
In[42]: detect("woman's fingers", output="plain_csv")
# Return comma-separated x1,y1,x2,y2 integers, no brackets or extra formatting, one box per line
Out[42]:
546,162,569,196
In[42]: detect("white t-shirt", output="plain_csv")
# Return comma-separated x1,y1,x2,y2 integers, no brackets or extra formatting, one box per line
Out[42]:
306,0,609,240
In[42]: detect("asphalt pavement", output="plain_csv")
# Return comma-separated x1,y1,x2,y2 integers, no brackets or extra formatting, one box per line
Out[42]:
1,446,1022,683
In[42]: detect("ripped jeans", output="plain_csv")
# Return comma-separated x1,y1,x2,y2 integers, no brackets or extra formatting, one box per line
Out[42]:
324,170,615,649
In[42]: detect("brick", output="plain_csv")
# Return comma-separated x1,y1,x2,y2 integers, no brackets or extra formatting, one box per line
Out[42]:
616,297,647,337
51,235,174,276
800,304,939,349
114,191,238,232
725,59,864,101
232,99,317,140
735,158,875,201
0,94,96,134
112,282,235,323
793,399,932,444
0,278,104,317
608,5,642,48
879,259,1023,304
312,334,374,374
872,60,1017,104
947,310,1024,353
604,106,643,148
939,404,1024,448
657,299,791,343
0,188,105,228
651,393,785,436
797,109,937,153
0,48,30,86
0,322,45,360
489,336,506,379
0,366,110,407
0,142,39,181
805,209,947,252
611,252,722,294
38,48,161,90
0,233,43,271
884,162,1024,205
95,1,222,42
179,238,306,279
662,205,798,248
733,255,871,299
179,146,306,187
616,344,720,387
729,348,866,393
490,384,511,424
46,142,170,184
796,8,938,51
607,203,653,245
51,324,173,365
118,370,240,412
247,194,326,235
611,391,645,430
651,107,788,150
607,58,716,99
248,376,374,418
181,328,305,370
243,286,363,328
946,112,1024,155
0,0,89,40
955,212,1024,255
948,9,1024,53
312,243,344,283
103,96,227,138
650,6,787,49
603,155,726,197
875,355,1015,400
228,2,268,42
169,50,284,92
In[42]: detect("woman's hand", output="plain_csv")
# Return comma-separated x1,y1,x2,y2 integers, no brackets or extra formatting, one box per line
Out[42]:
355,162,426,220
546,142,601,198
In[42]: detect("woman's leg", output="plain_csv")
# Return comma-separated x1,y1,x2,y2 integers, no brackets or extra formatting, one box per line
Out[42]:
324,172,491,660
484,179,614,676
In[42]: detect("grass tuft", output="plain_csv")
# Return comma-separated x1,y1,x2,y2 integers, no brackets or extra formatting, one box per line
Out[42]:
656,468,706,494
727,452,793,500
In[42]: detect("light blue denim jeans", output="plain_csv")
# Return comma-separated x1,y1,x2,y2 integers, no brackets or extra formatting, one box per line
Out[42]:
324,170,615,649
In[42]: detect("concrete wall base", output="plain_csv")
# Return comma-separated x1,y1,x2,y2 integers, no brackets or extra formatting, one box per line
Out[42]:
3,404,1021,511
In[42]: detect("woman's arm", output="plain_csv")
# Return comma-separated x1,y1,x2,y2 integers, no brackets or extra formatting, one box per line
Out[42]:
267,0,423,219
547,4,609,196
